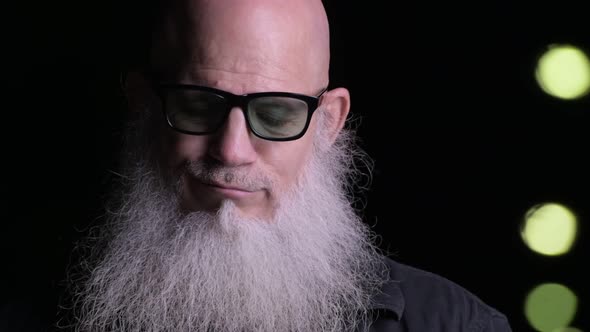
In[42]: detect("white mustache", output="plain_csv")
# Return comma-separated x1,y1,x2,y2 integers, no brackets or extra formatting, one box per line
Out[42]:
184,160,274,192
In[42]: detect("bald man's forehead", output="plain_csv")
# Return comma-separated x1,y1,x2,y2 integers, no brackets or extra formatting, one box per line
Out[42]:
184,0,326,18
150,0,330,91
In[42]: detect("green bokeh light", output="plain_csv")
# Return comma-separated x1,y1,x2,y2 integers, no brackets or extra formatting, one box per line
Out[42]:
552,327,584,332
535,44,590,100
525,283,578,332
521,203,577,256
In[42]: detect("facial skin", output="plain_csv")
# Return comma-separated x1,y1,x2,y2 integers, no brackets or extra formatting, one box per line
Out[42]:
145,0,350,219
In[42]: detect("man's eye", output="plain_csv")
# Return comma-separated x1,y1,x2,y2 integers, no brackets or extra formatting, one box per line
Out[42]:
175,95,208,109
188,100,211,110
262,117,288,127
255,109,294,127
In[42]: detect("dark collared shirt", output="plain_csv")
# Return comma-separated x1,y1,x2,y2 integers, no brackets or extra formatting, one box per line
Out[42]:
368,258,512,331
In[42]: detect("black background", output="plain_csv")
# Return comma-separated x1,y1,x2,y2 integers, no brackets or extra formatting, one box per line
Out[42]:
4,1,589,331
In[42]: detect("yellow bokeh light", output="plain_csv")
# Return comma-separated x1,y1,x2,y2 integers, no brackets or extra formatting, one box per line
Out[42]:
525,283,578,332
521,203,577,256
535,44,590,100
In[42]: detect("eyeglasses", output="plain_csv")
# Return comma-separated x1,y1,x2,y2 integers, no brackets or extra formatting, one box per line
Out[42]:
155,84,327,141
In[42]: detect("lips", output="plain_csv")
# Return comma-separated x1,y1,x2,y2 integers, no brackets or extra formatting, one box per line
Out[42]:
194,178,260,201
204,181,254,193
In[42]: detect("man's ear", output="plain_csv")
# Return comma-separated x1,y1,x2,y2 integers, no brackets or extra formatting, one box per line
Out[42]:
122,71,155,113
320,87,350,146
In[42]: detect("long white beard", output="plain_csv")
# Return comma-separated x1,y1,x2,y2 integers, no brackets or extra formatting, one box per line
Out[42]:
68,114,386,332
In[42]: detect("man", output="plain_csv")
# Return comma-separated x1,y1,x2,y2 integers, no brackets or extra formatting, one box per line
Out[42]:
64,0,512,331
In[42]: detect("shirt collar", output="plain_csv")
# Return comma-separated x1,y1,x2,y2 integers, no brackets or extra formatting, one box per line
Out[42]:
369,266,405,320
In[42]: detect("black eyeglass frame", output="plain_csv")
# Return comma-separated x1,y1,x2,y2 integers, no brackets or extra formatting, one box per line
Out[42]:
155,83,328,142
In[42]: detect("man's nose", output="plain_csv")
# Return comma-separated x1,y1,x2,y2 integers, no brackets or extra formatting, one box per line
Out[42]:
207,107,258,166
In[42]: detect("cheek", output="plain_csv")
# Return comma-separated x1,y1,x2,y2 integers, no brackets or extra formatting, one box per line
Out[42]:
160,132,209,168
261,134,315,190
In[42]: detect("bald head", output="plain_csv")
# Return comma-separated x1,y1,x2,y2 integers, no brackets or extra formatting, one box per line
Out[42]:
150,0,331,94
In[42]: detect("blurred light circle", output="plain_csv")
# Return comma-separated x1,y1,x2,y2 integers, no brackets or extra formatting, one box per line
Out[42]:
552,327,583,332
525,283,578,332
535,44,590,100
521,203,577,256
